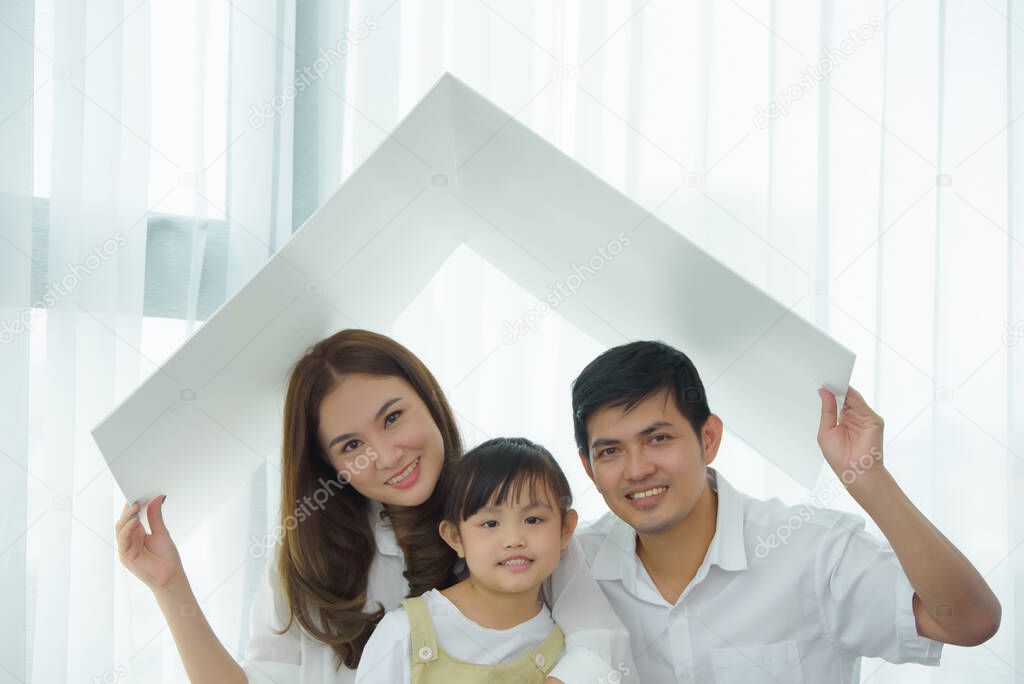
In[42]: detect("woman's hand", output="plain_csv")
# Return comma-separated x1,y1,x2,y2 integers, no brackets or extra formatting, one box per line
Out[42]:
116,496,249,683
115,495,185,592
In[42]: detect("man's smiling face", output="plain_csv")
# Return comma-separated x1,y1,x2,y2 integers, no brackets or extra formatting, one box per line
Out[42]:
580,388,721,535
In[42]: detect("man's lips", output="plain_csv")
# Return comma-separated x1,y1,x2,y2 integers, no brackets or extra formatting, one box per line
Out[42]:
624,484,669,500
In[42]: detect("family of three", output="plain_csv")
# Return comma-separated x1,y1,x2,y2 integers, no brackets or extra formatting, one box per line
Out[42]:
115,329,1000,683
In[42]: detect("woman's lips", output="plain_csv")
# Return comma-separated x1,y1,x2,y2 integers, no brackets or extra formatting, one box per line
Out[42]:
387,456,421,489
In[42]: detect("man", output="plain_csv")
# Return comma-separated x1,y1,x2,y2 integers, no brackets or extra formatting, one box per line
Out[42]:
572,340,1000,682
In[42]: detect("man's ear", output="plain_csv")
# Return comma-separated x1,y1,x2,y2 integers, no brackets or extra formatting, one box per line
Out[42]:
578,449,595,482
559,508,579,550
701,413,724,466
438,520,464,558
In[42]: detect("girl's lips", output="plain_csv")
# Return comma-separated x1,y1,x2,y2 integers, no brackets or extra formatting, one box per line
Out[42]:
497,557,534,572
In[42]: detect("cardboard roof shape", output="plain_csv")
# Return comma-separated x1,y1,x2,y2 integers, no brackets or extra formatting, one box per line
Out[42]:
93,72,855,536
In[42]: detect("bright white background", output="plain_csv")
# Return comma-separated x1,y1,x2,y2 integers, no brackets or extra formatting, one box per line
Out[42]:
1,0,1022,682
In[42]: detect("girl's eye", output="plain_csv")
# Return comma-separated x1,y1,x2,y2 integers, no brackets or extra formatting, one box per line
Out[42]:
384,410,401,427
342,440,361,453
525,516,543,524
481,520,498,528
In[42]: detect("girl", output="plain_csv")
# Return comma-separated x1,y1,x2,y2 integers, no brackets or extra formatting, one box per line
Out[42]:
355,437,583,683
114,330,634,683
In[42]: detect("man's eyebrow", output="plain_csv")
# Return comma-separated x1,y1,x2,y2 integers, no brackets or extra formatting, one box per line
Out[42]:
590,421,673,450
327,397,402,450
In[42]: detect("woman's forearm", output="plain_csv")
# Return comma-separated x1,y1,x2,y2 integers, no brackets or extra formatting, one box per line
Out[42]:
152,576,248,684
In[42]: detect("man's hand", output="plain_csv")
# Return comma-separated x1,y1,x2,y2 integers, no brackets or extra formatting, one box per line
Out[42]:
817,385,886,489
816,386,1001,645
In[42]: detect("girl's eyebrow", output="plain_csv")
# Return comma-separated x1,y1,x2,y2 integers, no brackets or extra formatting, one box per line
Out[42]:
476,501,552,514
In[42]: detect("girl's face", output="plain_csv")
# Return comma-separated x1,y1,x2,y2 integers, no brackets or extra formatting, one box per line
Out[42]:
439,486,578,596
317,373,445,507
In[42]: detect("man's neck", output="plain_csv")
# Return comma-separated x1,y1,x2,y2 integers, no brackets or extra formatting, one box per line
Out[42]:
635,482,718,605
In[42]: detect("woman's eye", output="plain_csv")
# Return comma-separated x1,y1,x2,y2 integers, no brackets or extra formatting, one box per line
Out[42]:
342,440,361,453
384,410,401,427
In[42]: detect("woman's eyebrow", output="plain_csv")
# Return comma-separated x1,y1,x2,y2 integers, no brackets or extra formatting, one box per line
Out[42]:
327,397,402,449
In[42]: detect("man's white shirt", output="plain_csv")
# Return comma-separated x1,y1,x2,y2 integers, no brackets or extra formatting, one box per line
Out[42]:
575,468,943,683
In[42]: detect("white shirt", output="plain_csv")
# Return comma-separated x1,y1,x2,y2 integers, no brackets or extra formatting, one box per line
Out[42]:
575,468,944,683
354,588,557,683
242,500,637,684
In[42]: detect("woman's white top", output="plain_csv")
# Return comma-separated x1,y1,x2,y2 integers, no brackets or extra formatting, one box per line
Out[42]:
241,500,636,684
353,588,556,684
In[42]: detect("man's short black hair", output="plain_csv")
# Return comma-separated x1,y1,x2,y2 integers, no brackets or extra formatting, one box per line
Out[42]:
571,340,711,455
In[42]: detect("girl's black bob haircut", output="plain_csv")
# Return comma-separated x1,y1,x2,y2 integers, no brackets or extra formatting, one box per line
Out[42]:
442,437,573,524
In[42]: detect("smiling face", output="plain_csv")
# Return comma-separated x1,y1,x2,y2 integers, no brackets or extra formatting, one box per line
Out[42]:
439,485,578,596
580,388,722,535
317,373,445,507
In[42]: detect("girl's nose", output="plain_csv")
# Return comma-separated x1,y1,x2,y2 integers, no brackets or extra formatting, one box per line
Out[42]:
503,535,526,548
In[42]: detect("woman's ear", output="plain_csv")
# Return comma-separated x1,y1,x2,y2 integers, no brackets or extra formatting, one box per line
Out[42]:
559,509,579,550
438,520,464,558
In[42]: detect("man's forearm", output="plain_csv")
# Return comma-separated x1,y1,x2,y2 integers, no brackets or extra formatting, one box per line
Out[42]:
847,466,1000,644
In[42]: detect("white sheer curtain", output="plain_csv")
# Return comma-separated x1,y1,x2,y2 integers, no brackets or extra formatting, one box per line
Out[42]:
2,0,291,681
1,0,1021,682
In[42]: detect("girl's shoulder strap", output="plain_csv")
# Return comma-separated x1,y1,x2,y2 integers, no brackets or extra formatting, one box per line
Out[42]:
400,596,440,665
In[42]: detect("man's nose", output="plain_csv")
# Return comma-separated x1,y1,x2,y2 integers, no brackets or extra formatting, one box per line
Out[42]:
624,449,656,480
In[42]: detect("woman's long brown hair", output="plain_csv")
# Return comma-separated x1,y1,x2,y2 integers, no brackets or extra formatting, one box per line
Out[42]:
276,329,462,669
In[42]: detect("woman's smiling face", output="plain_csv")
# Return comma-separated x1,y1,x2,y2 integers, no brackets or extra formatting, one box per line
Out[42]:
317,373,445,507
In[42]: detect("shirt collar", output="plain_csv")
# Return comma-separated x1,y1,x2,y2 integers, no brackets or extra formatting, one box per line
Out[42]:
703,467,748,572
590,467,748,583
368,498,402,557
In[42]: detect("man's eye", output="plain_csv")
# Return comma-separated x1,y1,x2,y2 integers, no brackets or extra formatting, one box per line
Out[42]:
598,447,617,458
652,434,669,443
384,410,401,427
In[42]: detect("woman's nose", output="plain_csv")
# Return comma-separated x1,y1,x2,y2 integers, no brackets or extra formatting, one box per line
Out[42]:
375,441,405,469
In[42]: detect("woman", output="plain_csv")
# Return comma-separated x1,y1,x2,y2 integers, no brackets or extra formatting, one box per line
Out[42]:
115,329,634,683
